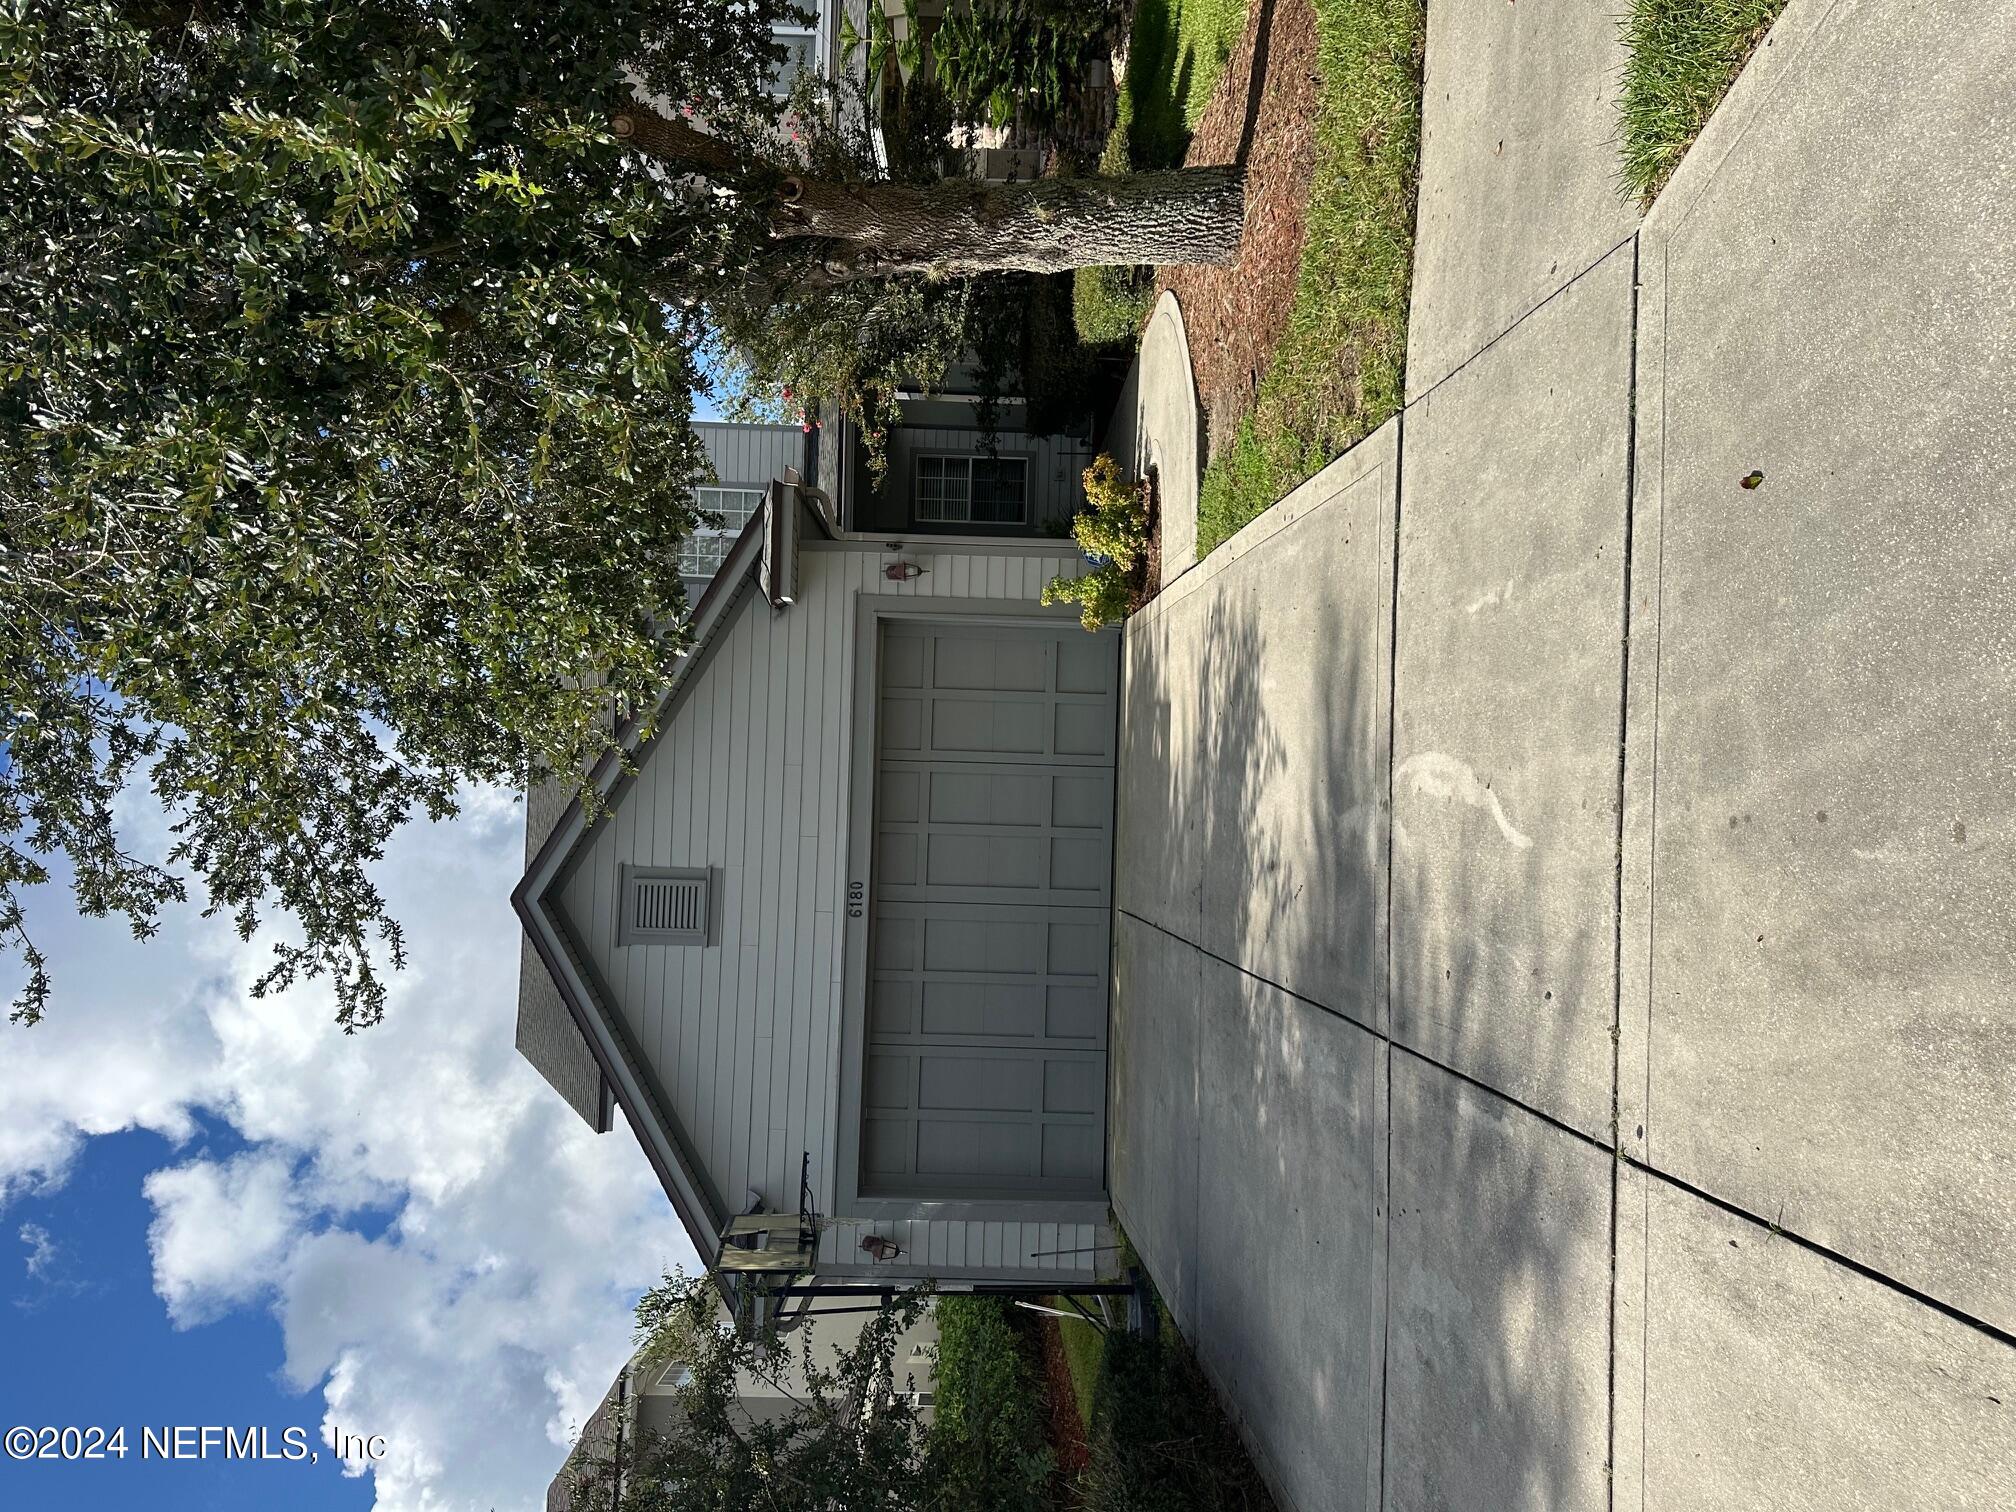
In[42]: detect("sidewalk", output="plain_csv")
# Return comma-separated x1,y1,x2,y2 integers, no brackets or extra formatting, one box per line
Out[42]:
1110,2,2016,1509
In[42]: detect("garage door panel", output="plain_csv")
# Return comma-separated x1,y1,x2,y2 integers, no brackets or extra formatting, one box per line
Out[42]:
881,696,924,752
919,1054,1040,1111
864,620,1117,1203
916,1121,1038,1179
932,634,1047,692
1049,836,1107,893
933,698,1046,755
1056,637,1115,695
1044,986,1106,1043
920,981,1044,1039
927,833,1045,890
878,768,923,822
878,765,1115,907
1054,703,1113,758
928,769,1047,826
1043,1058,1102,1115
1042,1125,1102,1182
882,633,926,688
922,917,1046,975
876,831,920,886
870,981,916,1037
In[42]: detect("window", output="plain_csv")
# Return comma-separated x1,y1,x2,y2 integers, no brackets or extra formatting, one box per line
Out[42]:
679,486,765,578
769,24,817,96
914,455,1028,525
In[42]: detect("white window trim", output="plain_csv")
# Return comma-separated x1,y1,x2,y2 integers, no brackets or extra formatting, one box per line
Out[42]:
769,18,819,96
680,485,766,578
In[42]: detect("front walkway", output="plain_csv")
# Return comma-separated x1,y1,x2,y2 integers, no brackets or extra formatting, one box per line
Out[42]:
1109,3,2016,1510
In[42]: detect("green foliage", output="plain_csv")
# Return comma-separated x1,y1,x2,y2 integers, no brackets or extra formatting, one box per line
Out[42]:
1018,273,1112,436
1049,1300,1104,1428
0,0,797,1025
1072,265,1156,346
1077,1325,1275,1512
1617,0,1787,202
931,1,1116,130
1194,0,1424,555
1043,456,1151,630
1118,0,1249,170
926,1296,1054,1512
572,1271,938,1512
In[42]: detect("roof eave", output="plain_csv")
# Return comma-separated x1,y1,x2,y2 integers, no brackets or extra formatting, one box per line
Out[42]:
510,511,779,1264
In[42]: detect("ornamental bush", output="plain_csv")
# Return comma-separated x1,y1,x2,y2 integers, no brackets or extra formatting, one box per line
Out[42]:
1043,454,1153,630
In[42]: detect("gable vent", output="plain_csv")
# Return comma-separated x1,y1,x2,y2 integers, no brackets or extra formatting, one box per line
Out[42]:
619,866,711,946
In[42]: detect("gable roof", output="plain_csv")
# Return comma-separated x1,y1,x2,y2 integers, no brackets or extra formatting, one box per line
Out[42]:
512,482,825,1260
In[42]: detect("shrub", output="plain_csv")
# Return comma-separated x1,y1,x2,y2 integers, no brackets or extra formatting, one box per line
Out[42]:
930,0,1118,128
925,1296,1054,1512
1078,1326,1276,1512
1073,264,1156,347
1043,456,1153,630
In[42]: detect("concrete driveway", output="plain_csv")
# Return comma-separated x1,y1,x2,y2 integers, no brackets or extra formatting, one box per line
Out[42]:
1109,3,2016,1510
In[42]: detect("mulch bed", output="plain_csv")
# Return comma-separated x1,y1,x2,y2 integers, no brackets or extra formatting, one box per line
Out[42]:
1160,0,1324,460
1036,1313,1093,1478
1132,465,1163,613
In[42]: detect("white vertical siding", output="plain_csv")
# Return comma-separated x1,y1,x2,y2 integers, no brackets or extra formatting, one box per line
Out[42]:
552,543,1107,1280
696,420,803,490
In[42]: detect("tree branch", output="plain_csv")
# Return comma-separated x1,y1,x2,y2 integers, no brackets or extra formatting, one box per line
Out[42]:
609,102,757,181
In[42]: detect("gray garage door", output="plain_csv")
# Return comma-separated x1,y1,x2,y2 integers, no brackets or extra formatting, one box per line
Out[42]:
861,618,1119,1202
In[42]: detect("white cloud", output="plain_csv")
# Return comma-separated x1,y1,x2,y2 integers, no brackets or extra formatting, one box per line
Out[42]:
145,1150,306,1323
0,784,696,1510
19,1221,57,1280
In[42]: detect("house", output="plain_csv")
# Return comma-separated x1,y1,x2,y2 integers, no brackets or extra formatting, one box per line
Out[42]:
677,422,804,604
513,419,1120,1296
680,401,1094,618
546,1303,940,1511
815,371,1097,543
683,401,1094,607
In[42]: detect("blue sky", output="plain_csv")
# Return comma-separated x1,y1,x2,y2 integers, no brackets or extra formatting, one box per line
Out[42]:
0,785,696,1510
3,1123,376,1511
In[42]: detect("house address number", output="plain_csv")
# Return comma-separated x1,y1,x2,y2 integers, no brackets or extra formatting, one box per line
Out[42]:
847,881,864,918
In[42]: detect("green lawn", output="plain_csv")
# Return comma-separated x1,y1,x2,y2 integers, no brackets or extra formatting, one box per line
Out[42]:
1047,1298,1105,1427
1120,0,1250,169
1194,0,1426,556
1073,0,1249,349
1617,0,1790,202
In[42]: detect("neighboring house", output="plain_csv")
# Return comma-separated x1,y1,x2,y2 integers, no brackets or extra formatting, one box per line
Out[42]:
823,376,1097,542
680,422,805,604
547,1305,940,1512
685,397,1096,603
514,438,1120,1293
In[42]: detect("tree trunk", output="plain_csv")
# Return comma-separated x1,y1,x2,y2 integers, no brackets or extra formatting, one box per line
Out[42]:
777,167,1245,279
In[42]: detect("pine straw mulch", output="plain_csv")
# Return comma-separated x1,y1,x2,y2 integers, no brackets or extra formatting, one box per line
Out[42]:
1159,0,1324,460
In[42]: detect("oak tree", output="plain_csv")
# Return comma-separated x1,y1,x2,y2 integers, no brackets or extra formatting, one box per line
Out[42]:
0,0,1242,1026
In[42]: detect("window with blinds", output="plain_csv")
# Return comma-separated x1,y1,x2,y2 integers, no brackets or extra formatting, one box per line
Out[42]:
679,487,765,577
914,455,1028,525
